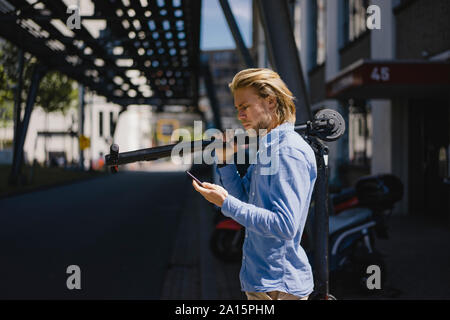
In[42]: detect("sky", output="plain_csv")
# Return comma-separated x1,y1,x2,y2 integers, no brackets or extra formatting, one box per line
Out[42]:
200,0,252,50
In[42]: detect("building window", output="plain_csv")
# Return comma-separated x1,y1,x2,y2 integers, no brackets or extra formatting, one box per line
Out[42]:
316,0,326,66
308,0,327,70
341,0,369,47
349,101,372,166
99,111,103,137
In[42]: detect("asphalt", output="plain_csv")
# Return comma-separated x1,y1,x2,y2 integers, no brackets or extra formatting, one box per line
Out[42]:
0,171,188,299
0,167,449,300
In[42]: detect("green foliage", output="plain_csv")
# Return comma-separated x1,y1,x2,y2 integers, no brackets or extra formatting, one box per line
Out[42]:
37,71,79,115
0,40,78,122
0,51,14,127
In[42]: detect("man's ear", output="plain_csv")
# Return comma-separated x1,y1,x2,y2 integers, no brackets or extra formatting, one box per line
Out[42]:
267,96,277,110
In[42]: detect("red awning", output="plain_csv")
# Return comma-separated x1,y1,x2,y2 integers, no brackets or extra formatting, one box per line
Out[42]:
326,59,450,100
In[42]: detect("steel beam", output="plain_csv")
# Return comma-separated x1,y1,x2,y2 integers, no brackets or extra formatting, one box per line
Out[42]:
219,0,255,68
200,55,223,131
12,49,25,173
9,64,48,185
255,0,312,122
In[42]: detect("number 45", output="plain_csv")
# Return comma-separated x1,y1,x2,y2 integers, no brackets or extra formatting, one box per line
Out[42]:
371,67,390,81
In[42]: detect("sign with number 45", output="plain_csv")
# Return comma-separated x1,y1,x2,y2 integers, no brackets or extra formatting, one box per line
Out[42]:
371,67,390,81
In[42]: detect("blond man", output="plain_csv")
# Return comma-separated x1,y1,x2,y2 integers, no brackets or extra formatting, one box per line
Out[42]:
193,68,317,300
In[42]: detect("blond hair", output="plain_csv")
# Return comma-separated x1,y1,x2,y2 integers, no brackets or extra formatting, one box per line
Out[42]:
228,68,296,125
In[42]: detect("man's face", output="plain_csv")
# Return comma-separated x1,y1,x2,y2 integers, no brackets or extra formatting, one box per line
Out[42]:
233,87,276,133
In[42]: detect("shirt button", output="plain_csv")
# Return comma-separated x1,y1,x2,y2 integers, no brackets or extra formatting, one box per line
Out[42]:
252,192,255,196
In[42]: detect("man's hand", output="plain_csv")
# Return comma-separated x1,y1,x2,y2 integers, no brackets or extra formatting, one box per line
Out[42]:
192,180,229,207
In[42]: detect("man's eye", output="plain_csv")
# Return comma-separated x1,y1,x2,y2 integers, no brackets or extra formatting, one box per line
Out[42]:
236,105,248,113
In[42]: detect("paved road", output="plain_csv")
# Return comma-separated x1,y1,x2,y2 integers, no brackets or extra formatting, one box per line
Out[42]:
4,169,446,300
0,171,191,299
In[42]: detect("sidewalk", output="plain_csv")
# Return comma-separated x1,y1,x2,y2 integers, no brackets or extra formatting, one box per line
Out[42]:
374,215,450,299
160,168,450,300
160,169,244,300
329,215,450,300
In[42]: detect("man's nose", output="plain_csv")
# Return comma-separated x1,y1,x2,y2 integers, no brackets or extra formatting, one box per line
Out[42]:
238,110,246,120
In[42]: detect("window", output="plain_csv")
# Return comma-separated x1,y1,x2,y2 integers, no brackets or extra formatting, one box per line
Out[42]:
308,0,327,70
349,0,368,41
341,0,369,47
349,101,372,166
316,0,326,65
99,111,104,137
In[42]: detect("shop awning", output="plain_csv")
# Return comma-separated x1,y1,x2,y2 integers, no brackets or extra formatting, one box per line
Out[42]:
326,59,450,100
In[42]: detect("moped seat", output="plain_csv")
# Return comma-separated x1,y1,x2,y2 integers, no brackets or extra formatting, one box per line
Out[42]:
329,207,372,235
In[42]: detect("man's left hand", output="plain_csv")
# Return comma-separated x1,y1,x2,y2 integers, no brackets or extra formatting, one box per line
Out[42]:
192,181,228,207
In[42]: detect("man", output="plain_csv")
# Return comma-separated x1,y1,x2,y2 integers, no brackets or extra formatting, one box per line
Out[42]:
192,68,317,300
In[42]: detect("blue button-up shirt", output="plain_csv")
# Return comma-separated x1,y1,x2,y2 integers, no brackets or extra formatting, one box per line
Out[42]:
217,122,317,297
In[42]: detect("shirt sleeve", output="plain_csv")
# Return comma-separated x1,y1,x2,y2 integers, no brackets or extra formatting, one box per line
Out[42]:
216,164,252,203
221,147,313,240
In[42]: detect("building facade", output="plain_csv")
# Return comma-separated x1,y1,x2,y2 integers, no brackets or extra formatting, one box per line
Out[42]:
201,49,247,130
254,0,450,220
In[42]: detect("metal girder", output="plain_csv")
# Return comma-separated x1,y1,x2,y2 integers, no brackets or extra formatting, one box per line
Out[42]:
0,0,202,107
218,0,255,68
255,0,312,122
200,54,223,131
9,64,48,185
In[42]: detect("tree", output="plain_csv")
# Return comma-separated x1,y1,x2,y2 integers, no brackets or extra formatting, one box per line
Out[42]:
36,71,79,114
0,40,78,122
0,53,14,129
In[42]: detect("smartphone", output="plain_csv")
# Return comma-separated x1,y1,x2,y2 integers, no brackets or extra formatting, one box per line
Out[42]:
186,170,205,187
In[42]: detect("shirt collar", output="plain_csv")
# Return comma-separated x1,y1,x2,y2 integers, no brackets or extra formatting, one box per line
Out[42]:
259,122,294,149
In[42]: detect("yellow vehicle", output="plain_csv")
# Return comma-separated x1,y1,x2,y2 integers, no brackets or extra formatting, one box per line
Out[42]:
156,119,180,144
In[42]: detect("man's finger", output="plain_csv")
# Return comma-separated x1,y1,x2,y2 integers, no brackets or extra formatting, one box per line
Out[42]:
192,180,202,191
193,180,211,194
204,182,223,192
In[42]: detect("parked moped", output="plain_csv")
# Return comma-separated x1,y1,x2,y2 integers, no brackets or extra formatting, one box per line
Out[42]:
210,173,403,293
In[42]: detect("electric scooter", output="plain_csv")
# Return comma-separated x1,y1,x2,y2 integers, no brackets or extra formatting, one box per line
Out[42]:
106,108,346,300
